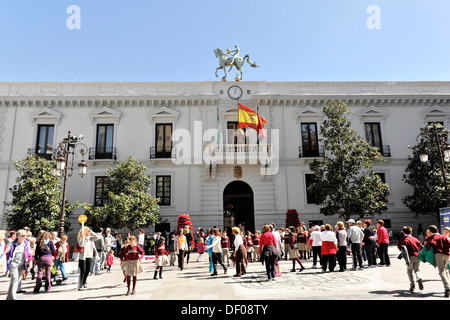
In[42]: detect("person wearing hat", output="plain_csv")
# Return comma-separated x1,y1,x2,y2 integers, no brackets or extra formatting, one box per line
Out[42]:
424,225,450,297
444,227,450,239
347,219,365,270
397,226,424,291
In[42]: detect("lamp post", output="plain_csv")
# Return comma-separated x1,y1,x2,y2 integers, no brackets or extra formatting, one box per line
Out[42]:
418,123,450,207
53,131,88,237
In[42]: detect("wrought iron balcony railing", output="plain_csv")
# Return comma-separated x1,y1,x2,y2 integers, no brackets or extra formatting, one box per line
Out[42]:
89,147,117,160
150,146,176,159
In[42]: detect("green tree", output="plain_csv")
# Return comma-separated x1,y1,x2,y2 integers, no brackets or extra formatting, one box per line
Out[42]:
308,100,390,221
4,155,80,234
85,156,160,233
403,123,450,222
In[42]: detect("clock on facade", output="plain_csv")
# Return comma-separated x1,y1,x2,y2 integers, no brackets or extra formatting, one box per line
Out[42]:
227,85,243,100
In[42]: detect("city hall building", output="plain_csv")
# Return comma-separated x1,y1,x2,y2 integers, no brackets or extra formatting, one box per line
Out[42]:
0,81,449,237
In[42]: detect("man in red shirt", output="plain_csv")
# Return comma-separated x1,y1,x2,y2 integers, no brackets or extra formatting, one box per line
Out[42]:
397,226,423,291
425,225,450,297
377,220,390,266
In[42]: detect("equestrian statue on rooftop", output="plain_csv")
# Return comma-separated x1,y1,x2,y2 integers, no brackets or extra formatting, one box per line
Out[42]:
214,45,260,82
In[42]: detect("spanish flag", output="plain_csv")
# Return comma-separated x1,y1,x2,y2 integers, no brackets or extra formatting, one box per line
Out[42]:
238,103,267,139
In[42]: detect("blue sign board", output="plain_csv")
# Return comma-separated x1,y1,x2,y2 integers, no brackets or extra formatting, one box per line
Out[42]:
439,207,450,233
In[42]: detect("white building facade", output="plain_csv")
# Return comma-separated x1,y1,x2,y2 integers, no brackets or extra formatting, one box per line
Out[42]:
0,81,449,237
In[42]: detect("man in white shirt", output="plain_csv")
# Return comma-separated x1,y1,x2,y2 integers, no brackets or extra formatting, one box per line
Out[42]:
347,219,365,270
206,228,227,276
310,226,323,268
138,229,146,253
104,228,115,260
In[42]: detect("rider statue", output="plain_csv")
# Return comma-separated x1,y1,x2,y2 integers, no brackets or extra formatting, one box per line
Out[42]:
227,45,240,67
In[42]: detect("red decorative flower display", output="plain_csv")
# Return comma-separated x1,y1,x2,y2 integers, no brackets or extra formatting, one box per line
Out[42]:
285,209,300,228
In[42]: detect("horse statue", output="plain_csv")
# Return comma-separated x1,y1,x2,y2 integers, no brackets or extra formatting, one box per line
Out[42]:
214,47,259,82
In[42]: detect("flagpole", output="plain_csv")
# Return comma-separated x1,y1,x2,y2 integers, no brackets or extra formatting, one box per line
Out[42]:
257,105,260,145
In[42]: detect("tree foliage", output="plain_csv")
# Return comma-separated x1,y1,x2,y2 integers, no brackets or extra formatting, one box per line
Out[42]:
402,123,450,220
308,100,390,220
4,155,80,234
85,156,160,233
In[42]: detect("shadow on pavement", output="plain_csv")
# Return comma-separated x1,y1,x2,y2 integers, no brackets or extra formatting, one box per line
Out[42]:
368,290,444,299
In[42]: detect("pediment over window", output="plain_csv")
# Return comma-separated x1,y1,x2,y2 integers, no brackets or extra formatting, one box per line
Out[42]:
89,106,121,124
220,107,239,121
420,105,450,117
30,107,62,124
148,106,180,123
420,105,450,125
294,106,323,121
357,106,389,122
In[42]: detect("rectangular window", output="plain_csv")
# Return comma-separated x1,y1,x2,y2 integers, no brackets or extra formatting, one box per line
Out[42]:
36,124,54,159
305,174,318,204
94,176,109,207
375,172,386,183
301,123,319,157
156,175,171,206
365,122,383,152
308,220,323,229
227,121,248,144
155,124,172,158
96,124,114,159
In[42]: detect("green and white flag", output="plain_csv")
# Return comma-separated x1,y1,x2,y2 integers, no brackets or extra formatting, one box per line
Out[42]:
217,107,221,144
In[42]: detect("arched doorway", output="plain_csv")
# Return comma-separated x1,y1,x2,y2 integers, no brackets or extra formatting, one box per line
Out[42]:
223,181,255,234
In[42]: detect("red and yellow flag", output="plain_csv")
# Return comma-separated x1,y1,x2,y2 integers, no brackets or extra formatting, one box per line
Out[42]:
238,103,267,139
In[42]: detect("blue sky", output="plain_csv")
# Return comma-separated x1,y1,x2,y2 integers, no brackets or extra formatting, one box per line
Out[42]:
0,0,449,82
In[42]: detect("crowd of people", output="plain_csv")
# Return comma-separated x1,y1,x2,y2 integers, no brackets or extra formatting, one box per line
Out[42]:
0,219,449,299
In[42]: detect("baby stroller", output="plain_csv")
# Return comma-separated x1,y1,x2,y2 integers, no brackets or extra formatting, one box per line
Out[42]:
50,263,63,286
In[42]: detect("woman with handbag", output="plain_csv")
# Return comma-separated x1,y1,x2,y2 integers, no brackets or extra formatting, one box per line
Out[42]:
33,231,55,293
232,227,247,277
289,227,305,272
53,234,69,281
259,225,278,281
76,226,100,291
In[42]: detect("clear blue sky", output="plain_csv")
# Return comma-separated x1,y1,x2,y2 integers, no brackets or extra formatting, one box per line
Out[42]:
0,0,449,82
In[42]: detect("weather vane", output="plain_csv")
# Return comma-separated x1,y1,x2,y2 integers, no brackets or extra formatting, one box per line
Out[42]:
213,44,259,82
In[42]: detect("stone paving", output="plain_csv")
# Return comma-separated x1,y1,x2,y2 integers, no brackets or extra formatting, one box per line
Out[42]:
1,245,449,301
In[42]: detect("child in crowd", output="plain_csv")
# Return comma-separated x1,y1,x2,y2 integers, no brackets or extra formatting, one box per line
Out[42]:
196,237,206,262
154,237,168,279
168,234,176,266
119,237,144,296
106,250,114,272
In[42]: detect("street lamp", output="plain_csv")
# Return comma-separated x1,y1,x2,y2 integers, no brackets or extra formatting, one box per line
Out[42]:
418,123,450,207
53,131,88,237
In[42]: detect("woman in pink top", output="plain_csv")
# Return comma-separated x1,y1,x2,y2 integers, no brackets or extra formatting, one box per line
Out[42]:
259,225,278,281
377,220,390,266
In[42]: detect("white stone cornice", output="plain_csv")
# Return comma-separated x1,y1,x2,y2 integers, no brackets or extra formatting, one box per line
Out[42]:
254,94,450,107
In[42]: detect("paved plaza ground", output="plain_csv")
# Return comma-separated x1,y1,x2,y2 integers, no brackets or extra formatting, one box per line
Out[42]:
1,245,449,304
